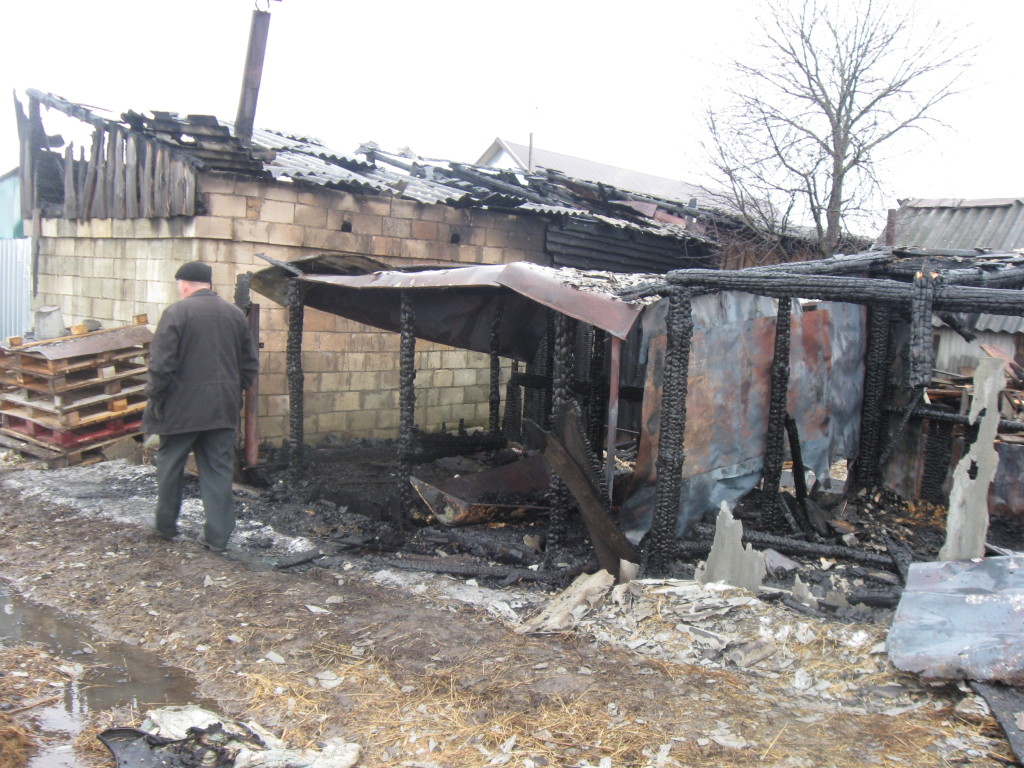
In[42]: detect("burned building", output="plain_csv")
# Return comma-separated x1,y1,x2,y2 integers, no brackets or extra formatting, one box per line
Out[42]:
14,90,784,448
250,246,1024,579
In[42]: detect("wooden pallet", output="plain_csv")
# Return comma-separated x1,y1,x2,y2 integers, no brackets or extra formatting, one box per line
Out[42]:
0,319,152,462
0,430,142,468
0,357,149,396
1,386,147,430
1,413,143,450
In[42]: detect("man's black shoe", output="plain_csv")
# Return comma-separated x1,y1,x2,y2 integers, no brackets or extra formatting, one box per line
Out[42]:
198,536,227,553
148,523,178,541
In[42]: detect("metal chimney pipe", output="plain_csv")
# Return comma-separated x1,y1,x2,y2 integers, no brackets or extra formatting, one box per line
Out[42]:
235,9,272,146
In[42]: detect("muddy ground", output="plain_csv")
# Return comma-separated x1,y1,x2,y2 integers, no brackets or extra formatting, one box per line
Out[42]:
0,442,1018,767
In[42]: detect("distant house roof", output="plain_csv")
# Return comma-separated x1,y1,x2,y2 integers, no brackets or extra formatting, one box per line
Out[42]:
477,137,717,208
882,197,1024,252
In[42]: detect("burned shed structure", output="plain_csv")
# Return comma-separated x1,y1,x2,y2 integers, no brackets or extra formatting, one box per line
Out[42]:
15,89,784,448
252,246,1024,575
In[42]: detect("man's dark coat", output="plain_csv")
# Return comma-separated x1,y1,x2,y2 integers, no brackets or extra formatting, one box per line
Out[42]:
142,289,259,435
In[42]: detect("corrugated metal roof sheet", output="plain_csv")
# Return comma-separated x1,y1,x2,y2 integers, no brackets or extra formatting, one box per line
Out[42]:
888,198,1024,252
887,198,1024,335
28,90,724,253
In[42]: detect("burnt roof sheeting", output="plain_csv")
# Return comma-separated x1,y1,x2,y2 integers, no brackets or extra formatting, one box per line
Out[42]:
257,263,646,361
27,91,725,262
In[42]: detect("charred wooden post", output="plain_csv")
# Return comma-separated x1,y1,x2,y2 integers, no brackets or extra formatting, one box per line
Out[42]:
235,273,260,468
647,288,694,576
502,361,522,442
921,419,954,504
907,267,936,389
761,299,800,532
398,290,417,516
545,312,576,549
856,306,893,489
784,414,810,519
286,280,307,482
488,302,503,434
604,336,623,498
586,327,608,453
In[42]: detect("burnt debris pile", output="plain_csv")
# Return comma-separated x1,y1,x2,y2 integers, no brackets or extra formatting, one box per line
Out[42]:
243,248,1024,605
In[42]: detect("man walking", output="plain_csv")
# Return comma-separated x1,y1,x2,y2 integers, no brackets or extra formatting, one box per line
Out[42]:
142,261,259,551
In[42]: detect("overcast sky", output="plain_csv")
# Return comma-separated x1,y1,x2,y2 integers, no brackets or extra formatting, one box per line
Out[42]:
3,0,1021,227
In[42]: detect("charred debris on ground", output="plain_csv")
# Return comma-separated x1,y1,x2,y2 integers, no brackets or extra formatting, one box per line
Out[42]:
232,247,1024,622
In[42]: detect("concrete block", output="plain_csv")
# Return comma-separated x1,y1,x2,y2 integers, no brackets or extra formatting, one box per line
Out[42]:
357,197,392,217
263,184,299,203
382,217,412,238
350,213,383,236
207,193,247,218
294,204,327,228
261,199,296,224
234,219,270,243
199,174,236,194
432,369,454,387
267,223,305,246
192,216,233,240
453,368,478,387
411,220,439,240
233,179,269,198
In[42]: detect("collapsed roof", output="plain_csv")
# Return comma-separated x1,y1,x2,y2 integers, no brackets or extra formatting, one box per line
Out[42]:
20,89,758,273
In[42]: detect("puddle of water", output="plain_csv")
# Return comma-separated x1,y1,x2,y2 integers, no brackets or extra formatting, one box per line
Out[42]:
0,589,209,768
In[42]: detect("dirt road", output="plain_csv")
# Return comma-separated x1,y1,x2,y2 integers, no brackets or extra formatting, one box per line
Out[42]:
0,458,1013,767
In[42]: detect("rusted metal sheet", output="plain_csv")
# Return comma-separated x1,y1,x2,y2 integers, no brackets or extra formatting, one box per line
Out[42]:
888,556,1024,684
263,264,646,362
620,292,864,541
494,262,643,340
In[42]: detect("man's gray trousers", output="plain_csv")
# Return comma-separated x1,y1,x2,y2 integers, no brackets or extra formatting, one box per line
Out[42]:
154,428,236,548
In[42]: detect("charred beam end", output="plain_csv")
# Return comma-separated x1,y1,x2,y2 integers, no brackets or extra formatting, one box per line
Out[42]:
885,403,1024,433
647,288,694,576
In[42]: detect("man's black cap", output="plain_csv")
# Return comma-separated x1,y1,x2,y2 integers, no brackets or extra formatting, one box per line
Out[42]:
174,261,212,283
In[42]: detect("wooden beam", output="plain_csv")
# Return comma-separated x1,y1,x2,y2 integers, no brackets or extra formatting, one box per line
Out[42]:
62,144,77,219
125,134,139,218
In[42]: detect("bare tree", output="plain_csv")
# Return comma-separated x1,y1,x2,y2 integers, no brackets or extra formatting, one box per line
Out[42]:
704,0,968,257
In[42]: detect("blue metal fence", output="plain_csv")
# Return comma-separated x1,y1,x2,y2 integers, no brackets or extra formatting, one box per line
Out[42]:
0,238,31,342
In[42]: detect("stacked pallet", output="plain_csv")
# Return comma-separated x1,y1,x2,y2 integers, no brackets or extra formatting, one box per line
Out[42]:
0,317,153,466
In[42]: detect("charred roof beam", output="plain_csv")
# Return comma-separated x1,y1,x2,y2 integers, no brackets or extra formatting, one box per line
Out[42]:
622,268,1024,315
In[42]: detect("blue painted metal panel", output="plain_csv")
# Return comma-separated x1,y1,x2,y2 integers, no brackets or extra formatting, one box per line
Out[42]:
0,238,31,342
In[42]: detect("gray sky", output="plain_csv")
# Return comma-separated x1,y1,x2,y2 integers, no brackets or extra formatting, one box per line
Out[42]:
3,0,1021,225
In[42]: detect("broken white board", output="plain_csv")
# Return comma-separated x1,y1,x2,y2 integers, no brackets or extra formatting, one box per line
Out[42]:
694,502,765,594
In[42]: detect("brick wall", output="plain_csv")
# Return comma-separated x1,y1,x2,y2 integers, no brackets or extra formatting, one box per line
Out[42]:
31,172,548,444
